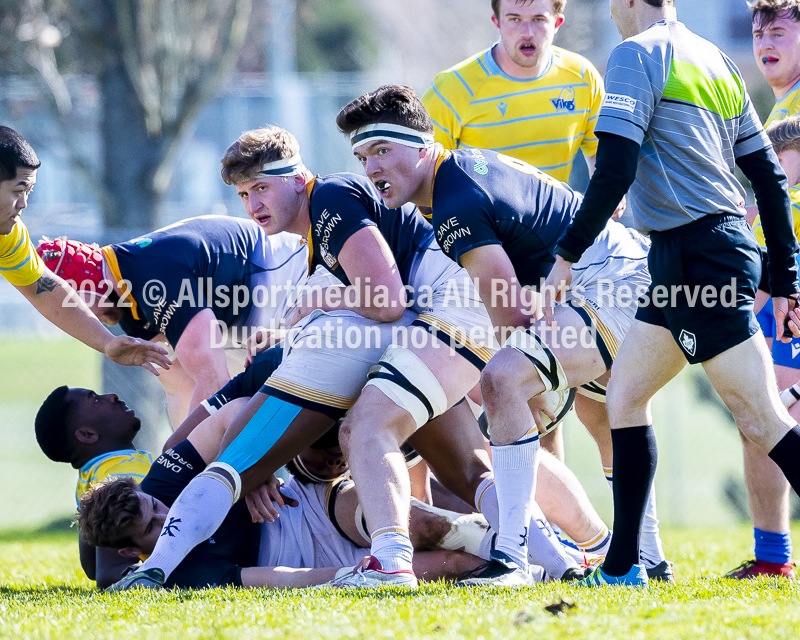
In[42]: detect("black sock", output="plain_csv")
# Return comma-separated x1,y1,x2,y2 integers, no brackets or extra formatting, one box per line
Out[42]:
768,426,800,494
603,425,658,577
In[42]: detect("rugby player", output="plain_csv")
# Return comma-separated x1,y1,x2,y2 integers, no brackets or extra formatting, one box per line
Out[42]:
423,0,603,183
336,85,666,585
724,0,800,579
542,0,800,587
35,216,308,424
0,127,169,374
423,0,607,466
107,128,601,591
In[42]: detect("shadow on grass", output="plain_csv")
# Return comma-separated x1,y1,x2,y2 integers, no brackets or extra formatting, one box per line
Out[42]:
0,585,95,598
0,515,75,542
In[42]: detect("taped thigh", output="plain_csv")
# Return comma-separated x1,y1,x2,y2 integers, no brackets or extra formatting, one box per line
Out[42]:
505,329,569,393
217,396,303,475
577,380,607,403
364,345,449,429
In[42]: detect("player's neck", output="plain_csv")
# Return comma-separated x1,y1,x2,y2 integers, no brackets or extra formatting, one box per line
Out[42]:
491,43,550,80
101,259,123,298
772,69,800,101
636,6,676,34
412,148,441,208
72,441,135,469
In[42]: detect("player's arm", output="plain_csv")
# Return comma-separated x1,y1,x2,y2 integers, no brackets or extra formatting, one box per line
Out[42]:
172,309,232,412
239,566,340,588
459,245,532,344
298,226,406,322
15,271,170,374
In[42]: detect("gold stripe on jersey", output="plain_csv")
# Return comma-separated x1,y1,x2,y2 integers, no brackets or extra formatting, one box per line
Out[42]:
415,311,495,364
573,300,620,359
304,177,317,275
0,221,45,286
265,376,355,411
423,46,604,182
101,245,141,320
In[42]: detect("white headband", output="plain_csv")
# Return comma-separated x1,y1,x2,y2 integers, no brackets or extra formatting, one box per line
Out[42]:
350,123,435,152
251,154,306,179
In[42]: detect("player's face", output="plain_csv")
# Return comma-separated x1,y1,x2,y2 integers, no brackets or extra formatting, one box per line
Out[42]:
609,0,637,40
127,492,169,554
296,446,348,481
77,289,124,326
236,175,305,235
67,388,142,441
753,15,800,92
354,141,428,208
492,0,564,73
0,168,36,236
778,148,800,187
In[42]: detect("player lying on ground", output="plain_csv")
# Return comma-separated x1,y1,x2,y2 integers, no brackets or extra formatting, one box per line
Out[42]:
336,84,669,586
79,413,487,589
0,127,170,376
544,0,800,587
106,128,607,591
35,215,309,426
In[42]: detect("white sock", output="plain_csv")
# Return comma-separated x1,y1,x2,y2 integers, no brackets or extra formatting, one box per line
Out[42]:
605,467,665,568
409,498,491,559
474,475,576,577
576,525,612,556
139,471,236,579
370,526,414,573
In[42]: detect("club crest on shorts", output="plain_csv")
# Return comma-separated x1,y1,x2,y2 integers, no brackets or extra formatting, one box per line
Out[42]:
679,329,696,357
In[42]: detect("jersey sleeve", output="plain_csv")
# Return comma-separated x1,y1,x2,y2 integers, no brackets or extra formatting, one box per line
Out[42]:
735,91,771,158
580,62,605,158
595,42,663,146
140,440,204,507
311,181,379,259
0,221,46,287
422,73,464,150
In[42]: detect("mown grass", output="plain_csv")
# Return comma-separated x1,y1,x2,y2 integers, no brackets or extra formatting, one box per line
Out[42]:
1,526,798,640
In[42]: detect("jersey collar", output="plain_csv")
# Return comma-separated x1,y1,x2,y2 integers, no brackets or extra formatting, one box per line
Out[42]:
101,246,140,321
304,177,317,275
425,149,452,217
484,44,554,83
777,75,800,105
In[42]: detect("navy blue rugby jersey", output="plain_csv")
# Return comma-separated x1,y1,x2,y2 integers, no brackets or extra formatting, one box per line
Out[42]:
429,149,583,287
140,440,261,589
105,216,306,347
307,173,434,286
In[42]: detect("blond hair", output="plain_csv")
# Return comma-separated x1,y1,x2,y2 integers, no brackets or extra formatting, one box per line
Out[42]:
220,125,301,186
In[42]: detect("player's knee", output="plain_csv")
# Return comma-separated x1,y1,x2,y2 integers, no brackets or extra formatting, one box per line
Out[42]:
480,356,522,407
363,345,449,430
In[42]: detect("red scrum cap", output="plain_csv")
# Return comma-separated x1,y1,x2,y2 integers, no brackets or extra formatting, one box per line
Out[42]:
36,236,109,295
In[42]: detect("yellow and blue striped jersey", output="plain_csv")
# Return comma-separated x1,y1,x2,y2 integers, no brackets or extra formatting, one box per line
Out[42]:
76,449,154,507
422,46,604,183
753,79,800,248
0,221,45,287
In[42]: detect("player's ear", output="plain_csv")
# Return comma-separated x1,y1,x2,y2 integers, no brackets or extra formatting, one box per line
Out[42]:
74,427,99,445
554,15,565,30
118,547,143,559
293,173,307,194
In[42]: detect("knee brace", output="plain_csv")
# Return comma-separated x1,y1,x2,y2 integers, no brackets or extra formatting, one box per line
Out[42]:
506,329,569,393
202,461,242,502
577,380,607,403
364,345,448,429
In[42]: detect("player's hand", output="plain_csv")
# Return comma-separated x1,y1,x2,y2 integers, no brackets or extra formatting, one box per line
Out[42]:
104,335,171,375
542,256,573,328
612,196,627,220
245,475,298,524
244,328,277,368
773,295,800,342
528,394,557,435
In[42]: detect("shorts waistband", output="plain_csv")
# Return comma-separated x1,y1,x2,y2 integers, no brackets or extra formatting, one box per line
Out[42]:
649,214,745,242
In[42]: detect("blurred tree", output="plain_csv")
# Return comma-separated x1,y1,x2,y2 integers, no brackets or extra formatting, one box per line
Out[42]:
296,0,375,73
0,0,252,231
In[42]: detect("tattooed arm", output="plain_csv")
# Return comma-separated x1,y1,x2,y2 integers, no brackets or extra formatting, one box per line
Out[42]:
14,269,171,374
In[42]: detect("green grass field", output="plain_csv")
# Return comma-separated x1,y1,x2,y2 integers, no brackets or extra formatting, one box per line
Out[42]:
1,526,798,640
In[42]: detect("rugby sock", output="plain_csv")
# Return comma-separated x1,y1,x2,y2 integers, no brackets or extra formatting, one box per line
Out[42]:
474,474,577,577
754,528,793,565
139,471,236,579
576,525,611,556
768,426,800,495
605,466,665,568
370,527,414,573
602,425,658,578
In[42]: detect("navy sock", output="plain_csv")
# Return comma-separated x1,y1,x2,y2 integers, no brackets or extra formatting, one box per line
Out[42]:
768,426,800,496
754,528,792,564
603,425,658,578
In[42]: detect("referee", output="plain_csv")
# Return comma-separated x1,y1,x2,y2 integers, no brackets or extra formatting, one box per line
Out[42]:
544,0,800,586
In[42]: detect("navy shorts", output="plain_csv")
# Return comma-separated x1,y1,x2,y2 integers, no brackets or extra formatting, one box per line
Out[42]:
636,215,761,364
